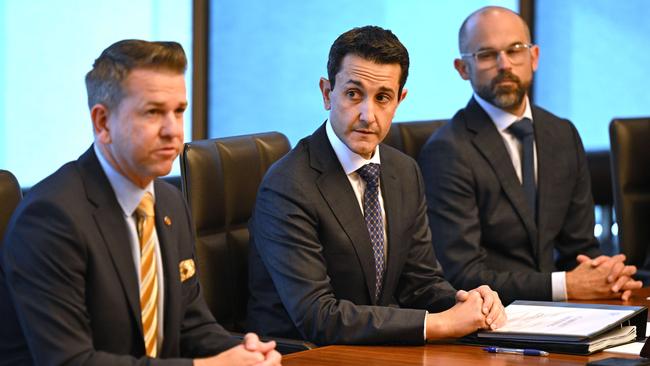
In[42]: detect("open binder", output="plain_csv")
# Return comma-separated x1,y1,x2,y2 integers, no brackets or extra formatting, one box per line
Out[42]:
460,301,648,355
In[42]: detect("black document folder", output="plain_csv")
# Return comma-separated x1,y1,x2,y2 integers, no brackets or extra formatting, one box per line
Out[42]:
459,301,648,355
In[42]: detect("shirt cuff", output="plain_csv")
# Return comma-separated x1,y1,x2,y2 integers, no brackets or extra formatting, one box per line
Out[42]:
424,311,428,341
551,271,568,301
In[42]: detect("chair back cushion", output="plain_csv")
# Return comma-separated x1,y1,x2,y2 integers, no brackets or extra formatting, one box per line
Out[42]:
609,118,650,267
0,170,22,241
384,120,448,159
586,150,613,207
180,132,290,331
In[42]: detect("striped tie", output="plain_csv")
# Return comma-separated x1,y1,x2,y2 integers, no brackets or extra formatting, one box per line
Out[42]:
136,192,158,358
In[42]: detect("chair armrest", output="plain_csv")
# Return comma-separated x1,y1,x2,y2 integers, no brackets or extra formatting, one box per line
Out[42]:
230,332,317,355
634,269,650,287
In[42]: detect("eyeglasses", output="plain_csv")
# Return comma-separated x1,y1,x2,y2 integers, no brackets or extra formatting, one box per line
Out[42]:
461,43,534,68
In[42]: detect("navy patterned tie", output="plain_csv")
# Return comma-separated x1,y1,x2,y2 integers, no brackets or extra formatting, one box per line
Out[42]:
508,118,537,217
357,163,385,301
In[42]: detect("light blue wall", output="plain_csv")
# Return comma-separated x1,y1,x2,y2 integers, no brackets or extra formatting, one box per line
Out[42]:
0,2,6,166
209,1,518,145
535,0,650,150
6,2,644,186
0,1,192,186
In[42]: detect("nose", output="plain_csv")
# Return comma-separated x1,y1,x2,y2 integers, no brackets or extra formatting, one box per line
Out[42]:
496,50,513,70
359,99,377,125
161,111,184,139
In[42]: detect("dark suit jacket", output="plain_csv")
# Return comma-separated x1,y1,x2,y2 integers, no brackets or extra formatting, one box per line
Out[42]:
0,147,238,365
247,124,457,346
419,98,600,304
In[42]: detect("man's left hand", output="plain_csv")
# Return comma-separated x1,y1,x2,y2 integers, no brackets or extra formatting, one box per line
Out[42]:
577,254,642,300
457,285,506,329
242,333,282,366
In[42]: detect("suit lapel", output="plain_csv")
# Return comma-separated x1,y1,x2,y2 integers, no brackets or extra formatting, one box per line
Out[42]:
78,147,142,333
464,99,539,258
533,107,560,259
153,181,181,356
310,124,379,303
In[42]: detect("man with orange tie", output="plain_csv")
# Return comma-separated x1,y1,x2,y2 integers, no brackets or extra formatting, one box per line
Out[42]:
0,40,280,366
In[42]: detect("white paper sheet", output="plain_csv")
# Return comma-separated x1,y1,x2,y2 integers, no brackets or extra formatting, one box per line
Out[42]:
487,304,635,337
607,322,650,355
605,341,645,355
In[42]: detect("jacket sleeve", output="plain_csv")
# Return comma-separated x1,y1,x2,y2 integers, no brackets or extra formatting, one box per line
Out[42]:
553,121,601,270
394,160,458,312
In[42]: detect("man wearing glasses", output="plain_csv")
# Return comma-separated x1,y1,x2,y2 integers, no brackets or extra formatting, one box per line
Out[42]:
419,6,642,304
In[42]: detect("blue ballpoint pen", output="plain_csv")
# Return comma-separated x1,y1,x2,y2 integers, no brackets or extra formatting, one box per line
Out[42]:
483,346,549,356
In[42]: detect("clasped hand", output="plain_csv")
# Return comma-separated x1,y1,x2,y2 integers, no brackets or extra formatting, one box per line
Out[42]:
426,285,507,339
194,333,282,366
567,254,643,300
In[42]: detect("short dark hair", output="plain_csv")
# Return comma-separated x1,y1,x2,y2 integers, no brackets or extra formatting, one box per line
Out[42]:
85,39,187,110
327,26,409,95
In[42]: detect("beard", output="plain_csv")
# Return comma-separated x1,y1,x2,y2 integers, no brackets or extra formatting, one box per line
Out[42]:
476,71,529,110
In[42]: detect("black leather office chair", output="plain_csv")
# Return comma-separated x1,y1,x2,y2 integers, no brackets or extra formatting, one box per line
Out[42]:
180,132,313,353
180,132,289,332
161,175,183,192
586,150,616,255
383,120,448,159
0,170,22,241
609,118,650,273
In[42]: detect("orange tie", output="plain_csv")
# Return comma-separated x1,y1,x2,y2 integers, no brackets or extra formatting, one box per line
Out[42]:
136,192,158,358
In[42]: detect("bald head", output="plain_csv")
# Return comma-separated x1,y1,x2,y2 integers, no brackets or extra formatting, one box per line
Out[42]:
458,6,531,53
453,6,539,115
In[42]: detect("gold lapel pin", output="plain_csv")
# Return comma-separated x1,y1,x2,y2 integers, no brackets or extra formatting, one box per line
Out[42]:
164,216,172,226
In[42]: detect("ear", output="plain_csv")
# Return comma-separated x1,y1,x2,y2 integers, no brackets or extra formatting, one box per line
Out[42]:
530,44,540,72
454,58,471,80
319,77,332,110
90,104,112,144
397,87,408,105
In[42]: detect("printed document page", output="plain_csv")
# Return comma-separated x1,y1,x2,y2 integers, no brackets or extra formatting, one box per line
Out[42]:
605,340,645,355
605,322,650,355
482,304,635,337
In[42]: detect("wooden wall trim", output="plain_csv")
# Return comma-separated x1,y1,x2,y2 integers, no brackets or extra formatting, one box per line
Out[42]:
519,0,536,102
191,0,209,141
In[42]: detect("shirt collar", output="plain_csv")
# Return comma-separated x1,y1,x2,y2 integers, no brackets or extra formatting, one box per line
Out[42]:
94,144,155,217
325,120,381,175
473,92,533,132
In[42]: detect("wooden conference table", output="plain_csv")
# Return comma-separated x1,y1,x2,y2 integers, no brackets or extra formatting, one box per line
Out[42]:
283,287,650,366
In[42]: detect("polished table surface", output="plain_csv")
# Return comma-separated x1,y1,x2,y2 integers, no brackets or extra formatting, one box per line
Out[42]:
283,288,650,365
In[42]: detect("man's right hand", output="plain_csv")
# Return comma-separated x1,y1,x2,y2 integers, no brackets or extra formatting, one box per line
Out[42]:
425,290,488,339
194,333,282,366
567,254,642,300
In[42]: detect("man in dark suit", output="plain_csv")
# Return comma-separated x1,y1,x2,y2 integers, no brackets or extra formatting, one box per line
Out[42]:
0,40,280,366
419,6,642,305
247,26,506,346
